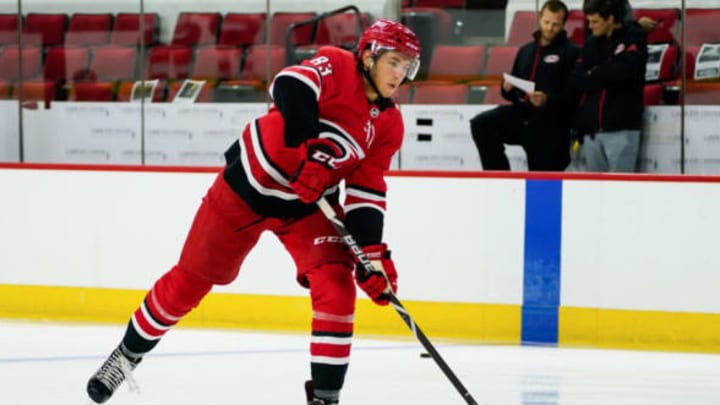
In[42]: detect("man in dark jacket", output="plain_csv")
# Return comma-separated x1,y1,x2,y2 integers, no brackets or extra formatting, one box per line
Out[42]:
567,0,648,172
470,0,579,171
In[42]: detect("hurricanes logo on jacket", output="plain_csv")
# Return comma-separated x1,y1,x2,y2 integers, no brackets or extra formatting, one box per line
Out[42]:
318,119,366,165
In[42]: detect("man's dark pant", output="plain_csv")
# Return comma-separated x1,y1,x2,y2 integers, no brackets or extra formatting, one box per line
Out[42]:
470,105,570,171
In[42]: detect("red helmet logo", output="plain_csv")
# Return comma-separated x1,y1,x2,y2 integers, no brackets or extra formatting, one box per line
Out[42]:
358,18,421,80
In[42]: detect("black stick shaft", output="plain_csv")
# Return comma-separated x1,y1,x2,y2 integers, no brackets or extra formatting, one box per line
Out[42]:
316,198,479,405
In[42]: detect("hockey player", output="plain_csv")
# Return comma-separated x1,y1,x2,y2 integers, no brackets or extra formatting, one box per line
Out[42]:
86,19,420,405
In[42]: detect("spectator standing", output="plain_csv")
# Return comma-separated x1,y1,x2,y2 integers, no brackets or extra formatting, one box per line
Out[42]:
568,0,648,172
470,0,580,171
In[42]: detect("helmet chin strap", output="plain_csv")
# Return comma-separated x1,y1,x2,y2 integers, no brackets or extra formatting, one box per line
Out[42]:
358,58,393,110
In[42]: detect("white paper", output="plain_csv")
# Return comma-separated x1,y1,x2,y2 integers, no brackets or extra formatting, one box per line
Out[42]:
645,43,669,81
503,73,535,93
694,43,720,80
173,79,207,103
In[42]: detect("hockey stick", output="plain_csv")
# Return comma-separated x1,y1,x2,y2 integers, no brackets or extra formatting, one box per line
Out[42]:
316,197,479,405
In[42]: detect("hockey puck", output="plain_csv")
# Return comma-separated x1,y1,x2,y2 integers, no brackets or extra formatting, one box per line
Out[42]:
420,352,431,358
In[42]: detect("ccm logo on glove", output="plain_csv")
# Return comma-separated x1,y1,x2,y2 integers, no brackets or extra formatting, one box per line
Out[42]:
355,243,398,306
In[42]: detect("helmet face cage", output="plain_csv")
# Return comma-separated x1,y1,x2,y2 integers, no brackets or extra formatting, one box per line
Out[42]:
358,19,421,80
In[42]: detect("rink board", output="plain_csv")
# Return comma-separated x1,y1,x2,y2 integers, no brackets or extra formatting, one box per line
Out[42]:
0,166,719,352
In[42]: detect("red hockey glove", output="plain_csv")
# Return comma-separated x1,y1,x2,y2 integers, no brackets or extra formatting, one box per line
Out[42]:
290,138,344,203
355,244,398,306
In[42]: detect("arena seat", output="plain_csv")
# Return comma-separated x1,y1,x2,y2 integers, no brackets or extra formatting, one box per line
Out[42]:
64,13,113,46
43,46,90,81
684,45,701,80
0,14,20,46
218,13,266,48
191,45,243,82
0,79,10,98
484,45,518,80
22,13,68,47
411,0,465,7
70,45,138,101
391,83,413,104
87,45,138,81
427,45,485,82
146,45,193,80
11,81,56,105
171,12,221,47
643,83,663,105
315,12,370,46
401,7,454,80
212,80,268,103
684,82,720,105
268,12,316,46
0,46,42,81
468,81,510,105
647,43,679,82
506,10,536,46
411,81,468,104
684,8,720,46
566,10,586,46
633,8,679,44
110,13,160,46
71,82,115,101
241,44,286,82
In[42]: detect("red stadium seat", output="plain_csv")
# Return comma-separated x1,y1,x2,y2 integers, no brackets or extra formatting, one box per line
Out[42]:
0,14,20,46
633,8,679,44
87,45,137,81
315,12,370,46
684,8,720,47
241,44,286,82
647,44,679,82
684,82,720,105
643,83,663,105
468,81,510,105
402,7,453,44
22,13,68,47
43,46,90,81
411,82,468,104
110,13,160,46
412,0,465,7
171,12,221,47
146,45,193,80
0,46,42,81
11,81,56,105
70,46,138,101
213,80,268,103
427,45,485,82
65,13,113,46
391,83,413,105
268,12,315,46
71,82,115,101
218,13,266,47
684,45,701,80
566,10,586,46
192,45,243,81
0,80,10,98
484,45,518,80
506,10,536,46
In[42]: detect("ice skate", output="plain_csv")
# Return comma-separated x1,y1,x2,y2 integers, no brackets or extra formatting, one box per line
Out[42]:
87,345,141,403
304,380,339,404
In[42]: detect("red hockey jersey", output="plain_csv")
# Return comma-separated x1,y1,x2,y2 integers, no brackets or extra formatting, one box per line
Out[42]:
223,46,404,245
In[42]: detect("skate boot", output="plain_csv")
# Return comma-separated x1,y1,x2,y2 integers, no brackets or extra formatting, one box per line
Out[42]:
87,345,142,403
304,380,339,404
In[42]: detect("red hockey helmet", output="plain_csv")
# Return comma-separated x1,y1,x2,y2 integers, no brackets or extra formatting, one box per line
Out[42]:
358,18,421,80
